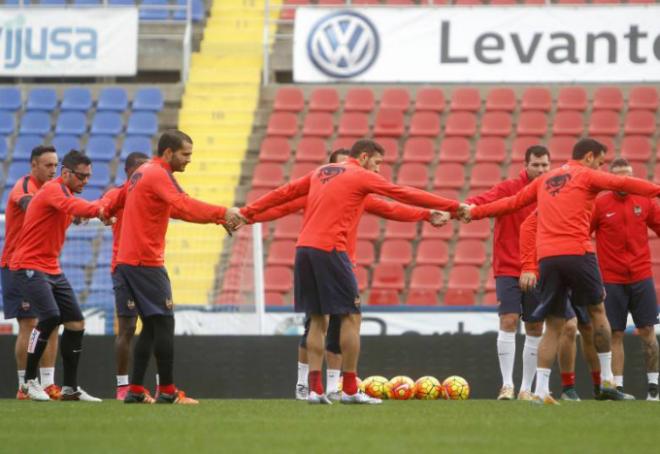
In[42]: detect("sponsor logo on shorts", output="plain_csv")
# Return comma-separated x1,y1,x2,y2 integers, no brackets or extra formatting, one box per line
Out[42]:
127,299,136,310
165,298,174,310
633,205,642,216
21,301,30,311
26,270,34,279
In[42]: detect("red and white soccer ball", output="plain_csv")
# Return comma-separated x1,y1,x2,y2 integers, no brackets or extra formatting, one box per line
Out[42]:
386,376,416,400
442,375,470,400
362,376,390,399
414,376,442,400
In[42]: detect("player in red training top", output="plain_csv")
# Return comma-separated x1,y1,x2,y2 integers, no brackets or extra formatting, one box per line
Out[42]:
11,150,111,402
240,139,464,404
1,145,60,400
590,158,660,400
116,130,234,405
464,138,660,404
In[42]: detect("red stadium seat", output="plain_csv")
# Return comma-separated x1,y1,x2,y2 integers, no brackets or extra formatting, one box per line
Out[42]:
331,137,355,152
302,112,333,137
516,111,548,137
410,266,443,291
414,88,445,113
620,136,652,162
380,88,410,112
385,0,415,4
470,163,501,188
510,136,543,162
416,239,449,266
548,136,575,162
380,163,393,182
490,0,516,3
265,292,286,307
445,112,477,137
264,266,293,293
373,137,399,164
380,239,413,265
309,88,340,112
631,162,649,180
358,215,380,240
267,240,296,266
629,0,655,3
266,112,297,137
384,220,418,240
588,110,620,136
653,164,660,184
409,112,441,137
372,264,405,291
484,269,496,292
593,87,624,112
485,88,516,112
406,289,439,306
521,87,552,112
259,137,290,163
458,219,490,240
338,112,369,137
433,163,465,189
289,162,317,180
624,110,656,136
552,111,584,136
273,215,303,240
447,265,480,291
557,87,588,111
480,112,512,137
455,0,482,4
454,240,487,265
355,266,369,291
295,137,327,163
437,189,460,201
402,137,434,164
353,0,379,4
246,188,269,204
444,289,476,306
355,240,375,267
252,163,284,188
344,88,375,112
475,137,506,163
483,291,497,306
374,109,405,137
591,136,615,161
279,0,308,20
397,163,429,189
438,137,470,163
450,88,481,112
628,86,658,111
368,289,400,306
421,222,453,240
274,87,304,112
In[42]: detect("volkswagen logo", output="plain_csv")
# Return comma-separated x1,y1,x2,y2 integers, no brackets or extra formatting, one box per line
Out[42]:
307,11,379,78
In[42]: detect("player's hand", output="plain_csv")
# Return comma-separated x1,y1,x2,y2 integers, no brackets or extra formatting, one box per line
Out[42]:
98,208,116,226
225,207,248,231
429,210,451,227
456,203,472,223
72,217,89,225
519,272,537,292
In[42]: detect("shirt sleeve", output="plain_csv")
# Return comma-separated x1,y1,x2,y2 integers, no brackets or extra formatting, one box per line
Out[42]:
249,196,307,223
241,174,312,221
519,212,539,276
10,179,34,212
364,195,430,222
465,180,511,206
471,178,540,220
587,170,660,198
589,200,600,235
49,185,101,218
646,199,660,237
101,185,127,218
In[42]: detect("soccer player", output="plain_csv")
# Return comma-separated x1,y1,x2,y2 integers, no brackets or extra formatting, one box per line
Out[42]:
238,139,463,404
116,130,234,405
1,145,60,400
590,158,660,400
11,150,110,402
464,138,660,403
465,145,551,401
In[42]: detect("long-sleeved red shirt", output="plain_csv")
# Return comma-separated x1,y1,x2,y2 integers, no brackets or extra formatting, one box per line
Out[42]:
472,160,660,261
116,157,228,267
590,192,660,284
241,158,458,252
519,211,539,276
1,174,44,268
466,168,535,277
11,177,101,274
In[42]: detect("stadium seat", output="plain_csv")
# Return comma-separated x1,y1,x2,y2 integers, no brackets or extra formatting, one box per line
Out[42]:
368,289,400,306
421,221,453,240
0,112,14,135
338,112,369,137
402,137,434,164
379,239,412,265
521,87,552,112
458,219,490,240
374,109,404,137
344,88,374,112
273,215,303,240
97,88,128,112
406,289,438,306
61,87,92,112
593,87,624,112
274,87,304,112
516,111,547,137
410,266,443,291
0,136,7,161
557,86,588,111
120,136,152,159
447,265,480,291
73,0,101,4
266,112,297,137
61,240,94,267
397,163,429,189
454,240,486,265
26,88,57,111
0,87,21,112
380,88,410,112
289,162,316,180
480,112,512,137
475,137,506,163
309,88,340,112
357,215,380,241
355,266,368,292
264,266,293,293
630,162,648,180
265,292,286,307
433,163,465,189
63,267,87,293
295,137,326,163
355,240,375,266
55,112,87,136
628,86,658,111
409,112,441,137
252,163,284,188
485,88,516,112
588,110,620,136
80,187,103,202
90,267,113,293
88,163,112,188
267,240,296,266
414,88,444,112
470,163,501,188
246,188,269,204
132,88,164,112
140,0,170,21
172,0,205,22
416,239,449,266
12,135,43,161
91,112,123,136
552,111,584,136
624,110,656,136
650,239,660,264
375,137,399,164
302,112,333,137
547,136,575,162
126,112,158,136
279,0,308,20
438,137,470,163
86,136,117,162
371,264,405,291
450,88,481,112
445,112,476,137
510,136,542,162
444,290,476,306
6,161,31,186
483,291,497,306
259,137,290,163
384,220,418,240
19,112,50,136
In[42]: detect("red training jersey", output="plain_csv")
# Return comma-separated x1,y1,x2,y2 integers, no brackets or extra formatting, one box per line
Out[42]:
11,177,101,274
1,175,43,268
519,212,539,277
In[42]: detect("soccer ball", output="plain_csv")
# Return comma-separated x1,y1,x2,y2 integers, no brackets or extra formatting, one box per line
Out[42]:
414,376,442,400
442,375,470,400
362,376,390,399
387,376,416,400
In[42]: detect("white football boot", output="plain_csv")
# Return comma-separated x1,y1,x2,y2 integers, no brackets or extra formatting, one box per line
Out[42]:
61,386,102,402
21,379,50,402
308,391,332,405
295,384,309,401
341,390,382,405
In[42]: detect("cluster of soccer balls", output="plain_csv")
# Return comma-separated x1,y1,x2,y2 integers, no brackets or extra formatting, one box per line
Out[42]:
345,375,470,400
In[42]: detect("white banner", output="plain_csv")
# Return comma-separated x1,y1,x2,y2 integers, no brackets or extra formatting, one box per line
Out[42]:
294,6,660,82
0,8,138,76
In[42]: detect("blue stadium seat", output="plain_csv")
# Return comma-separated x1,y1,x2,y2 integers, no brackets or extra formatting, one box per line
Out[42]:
19,112,51,135
6,162,31,186
109,0,135,4
126,112,158,136
85,136,117,162
0,111,14,135
120,136,152,159
61,266,87,293
140,0,170,21
72,0,101,4
97,238,113,265
41,0,67,5
0,88,22,111
97,88,128,112
68,223,101,240
88,163,112,188
0,136,7,161
91,112,123,136
132,88,164,112
80,187,104,202
61,241,94,267
26,88,57,112
86,290,113,308
173,0,205,22
0,191,10,214
91,267,113,292
52,135,81,154
5,0,33,4
13,135,44,161
55,111,87,136
61,87,92,111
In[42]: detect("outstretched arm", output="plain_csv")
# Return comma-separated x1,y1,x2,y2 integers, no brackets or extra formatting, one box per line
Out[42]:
365,172,460,212
587,170,660,198
470,178,540,220
364,195,430,222
241,174,312,221
51,186,101,218
518,212,539,292
249,196,307,223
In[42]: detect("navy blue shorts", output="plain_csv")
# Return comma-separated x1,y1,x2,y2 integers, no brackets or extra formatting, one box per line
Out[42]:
300,314,342,354
13,269,83,323
604,279,659,331
114,265,173,318
112,270,138,318
534,253,605,321
294,247,360,315
496,276,543,323
2,266,38,319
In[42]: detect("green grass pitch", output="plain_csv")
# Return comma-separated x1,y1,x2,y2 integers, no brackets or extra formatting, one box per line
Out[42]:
1,400,659,453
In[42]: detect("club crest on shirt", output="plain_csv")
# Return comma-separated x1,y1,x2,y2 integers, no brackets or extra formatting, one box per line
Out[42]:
633,205,642,216
165,298,174,310
127,299,136,310
317,166,346,184
544,174,571,197
128,172,143,192
21,301,30,311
